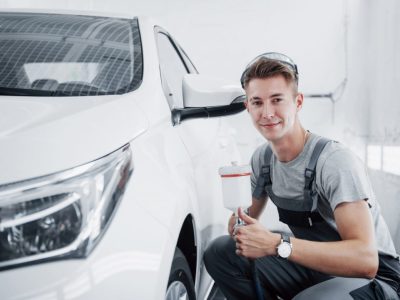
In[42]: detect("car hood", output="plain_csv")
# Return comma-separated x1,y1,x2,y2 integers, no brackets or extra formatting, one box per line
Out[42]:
0,93,148,185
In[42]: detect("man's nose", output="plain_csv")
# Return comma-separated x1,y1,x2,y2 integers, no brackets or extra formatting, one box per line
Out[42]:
261,103,274,118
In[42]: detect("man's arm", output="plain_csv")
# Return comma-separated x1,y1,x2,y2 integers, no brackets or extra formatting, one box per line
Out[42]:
235,200,379,278
289,200,378,278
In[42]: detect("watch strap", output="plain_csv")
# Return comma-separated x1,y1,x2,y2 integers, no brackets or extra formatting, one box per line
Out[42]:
281,233,290,244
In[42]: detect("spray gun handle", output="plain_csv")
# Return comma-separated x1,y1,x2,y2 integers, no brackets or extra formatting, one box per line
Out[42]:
236,216,246,227
233,208,249,231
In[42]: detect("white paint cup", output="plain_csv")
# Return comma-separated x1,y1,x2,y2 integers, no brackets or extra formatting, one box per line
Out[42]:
218,164,252,213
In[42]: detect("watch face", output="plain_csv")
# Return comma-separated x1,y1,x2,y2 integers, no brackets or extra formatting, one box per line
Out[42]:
278,242,292,258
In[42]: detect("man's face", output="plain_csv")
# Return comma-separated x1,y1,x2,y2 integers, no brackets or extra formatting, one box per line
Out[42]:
244,75,303,142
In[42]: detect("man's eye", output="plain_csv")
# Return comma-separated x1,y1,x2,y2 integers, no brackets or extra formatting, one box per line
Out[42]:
273,98,282,103
252,101,262,106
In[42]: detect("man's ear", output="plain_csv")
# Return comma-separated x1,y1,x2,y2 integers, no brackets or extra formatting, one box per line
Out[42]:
296,93,304,111
244,99,249,112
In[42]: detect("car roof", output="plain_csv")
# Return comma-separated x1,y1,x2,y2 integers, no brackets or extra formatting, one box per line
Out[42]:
0,9,163,31
0,8,143,21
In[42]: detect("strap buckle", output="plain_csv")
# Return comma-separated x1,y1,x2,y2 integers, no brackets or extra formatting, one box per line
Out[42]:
304,168,315,179
261,165,272,185
261,165,270,175
304,168,315,190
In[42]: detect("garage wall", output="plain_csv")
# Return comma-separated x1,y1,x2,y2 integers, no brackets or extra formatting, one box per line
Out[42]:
360,0,400,249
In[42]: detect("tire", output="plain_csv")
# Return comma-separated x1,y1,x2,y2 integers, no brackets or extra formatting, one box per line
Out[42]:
165,248,196,300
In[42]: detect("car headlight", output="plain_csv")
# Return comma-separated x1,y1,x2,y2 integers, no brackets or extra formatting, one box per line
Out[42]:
0,145,132,271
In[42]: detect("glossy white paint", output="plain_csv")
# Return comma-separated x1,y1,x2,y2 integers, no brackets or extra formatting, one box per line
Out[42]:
0,11,244,300
182,74,243,107
0,94,148,184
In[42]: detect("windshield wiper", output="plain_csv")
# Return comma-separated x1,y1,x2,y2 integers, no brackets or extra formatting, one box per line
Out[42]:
52,89,109,96
0,87,54,96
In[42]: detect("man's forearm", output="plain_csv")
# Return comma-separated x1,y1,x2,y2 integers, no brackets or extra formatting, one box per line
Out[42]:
248,197,267,219
289,238,378,278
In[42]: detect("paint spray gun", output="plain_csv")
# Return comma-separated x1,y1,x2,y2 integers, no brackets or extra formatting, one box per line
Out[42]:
218,162,264,300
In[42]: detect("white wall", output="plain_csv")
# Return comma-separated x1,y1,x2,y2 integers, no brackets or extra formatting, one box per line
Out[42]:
1,0,399,246
360,0,400,249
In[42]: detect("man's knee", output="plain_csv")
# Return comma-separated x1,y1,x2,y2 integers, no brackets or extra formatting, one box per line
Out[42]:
204,235,234,276
293,277,371,300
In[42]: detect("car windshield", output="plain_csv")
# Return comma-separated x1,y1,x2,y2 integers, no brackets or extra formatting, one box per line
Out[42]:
0,12,143,96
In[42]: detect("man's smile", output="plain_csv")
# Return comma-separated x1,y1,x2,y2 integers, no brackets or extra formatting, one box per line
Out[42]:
259,122,281,128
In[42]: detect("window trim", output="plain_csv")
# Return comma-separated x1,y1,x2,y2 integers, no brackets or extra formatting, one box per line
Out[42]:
154,26,193,74
154,26,192,110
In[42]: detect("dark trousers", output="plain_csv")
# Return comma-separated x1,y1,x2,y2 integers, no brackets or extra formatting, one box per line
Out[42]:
204,235,399,300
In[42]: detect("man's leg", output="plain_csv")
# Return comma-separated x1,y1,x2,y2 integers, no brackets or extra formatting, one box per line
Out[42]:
293,277,400,300
256,253,331,299
204,235,259,299
204,235,332,300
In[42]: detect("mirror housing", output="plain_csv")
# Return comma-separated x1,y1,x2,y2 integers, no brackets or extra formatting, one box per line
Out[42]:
182,74,243,107
172,74,246,125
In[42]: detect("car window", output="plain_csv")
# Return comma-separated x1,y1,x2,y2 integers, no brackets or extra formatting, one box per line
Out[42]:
156,32,189,108
0,12,143,96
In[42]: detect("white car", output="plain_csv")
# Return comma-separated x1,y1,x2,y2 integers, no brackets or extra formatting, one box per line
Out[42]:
0,10,245,300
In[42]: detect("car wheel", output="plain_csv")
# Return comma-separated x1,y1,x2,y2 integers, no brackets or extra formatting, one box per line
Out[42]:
165,248,196,300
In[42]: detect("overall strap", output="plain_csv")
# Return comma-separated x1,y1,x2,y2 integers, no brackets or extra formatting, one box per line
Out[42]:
252,145,273,199
304,137,331,212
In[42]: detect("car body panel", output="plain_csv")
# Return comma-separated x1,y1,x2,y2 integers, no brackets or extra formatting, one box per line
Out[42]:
0,93,149,184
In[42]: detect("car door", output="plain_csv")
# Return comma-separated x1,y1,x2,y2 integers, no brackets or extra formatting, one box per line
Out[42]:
155,28,241,299
154,27,239,254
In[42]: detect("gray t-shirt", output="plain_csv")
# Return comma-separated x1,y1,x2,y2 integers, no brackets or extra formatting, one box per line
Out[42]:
251,133,398,258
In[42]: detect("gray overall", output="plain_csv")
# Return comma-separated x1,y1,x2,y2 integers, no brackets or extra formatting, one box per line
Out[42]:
204,138,400,299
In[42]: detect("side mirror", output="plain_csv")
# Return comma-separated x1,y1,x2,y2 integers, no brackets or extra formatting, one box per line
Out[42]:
172,74,246,125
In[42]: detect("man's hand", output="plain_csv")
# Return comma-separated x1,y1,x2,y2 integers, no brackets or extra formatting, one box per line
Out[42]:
234,208,280,259
228,197,268,237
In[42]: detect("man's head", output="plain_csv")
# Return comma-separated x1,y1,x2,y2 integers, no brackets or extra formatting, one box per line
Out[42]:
240,52,298,93
242,53,304,143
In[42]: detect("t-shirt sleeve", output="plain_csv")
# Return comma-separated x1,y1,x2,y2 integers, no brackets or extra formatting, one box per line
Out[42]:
250,144,267,200
317,148,373,211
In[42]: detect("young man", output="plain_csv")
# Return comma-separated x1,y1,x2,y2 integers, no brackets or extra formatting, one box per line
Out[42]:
204,53,400,299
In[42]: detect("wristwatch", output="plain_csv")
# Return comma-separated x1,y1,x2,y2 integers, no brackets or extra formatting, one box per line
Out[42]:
277,233,292,259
